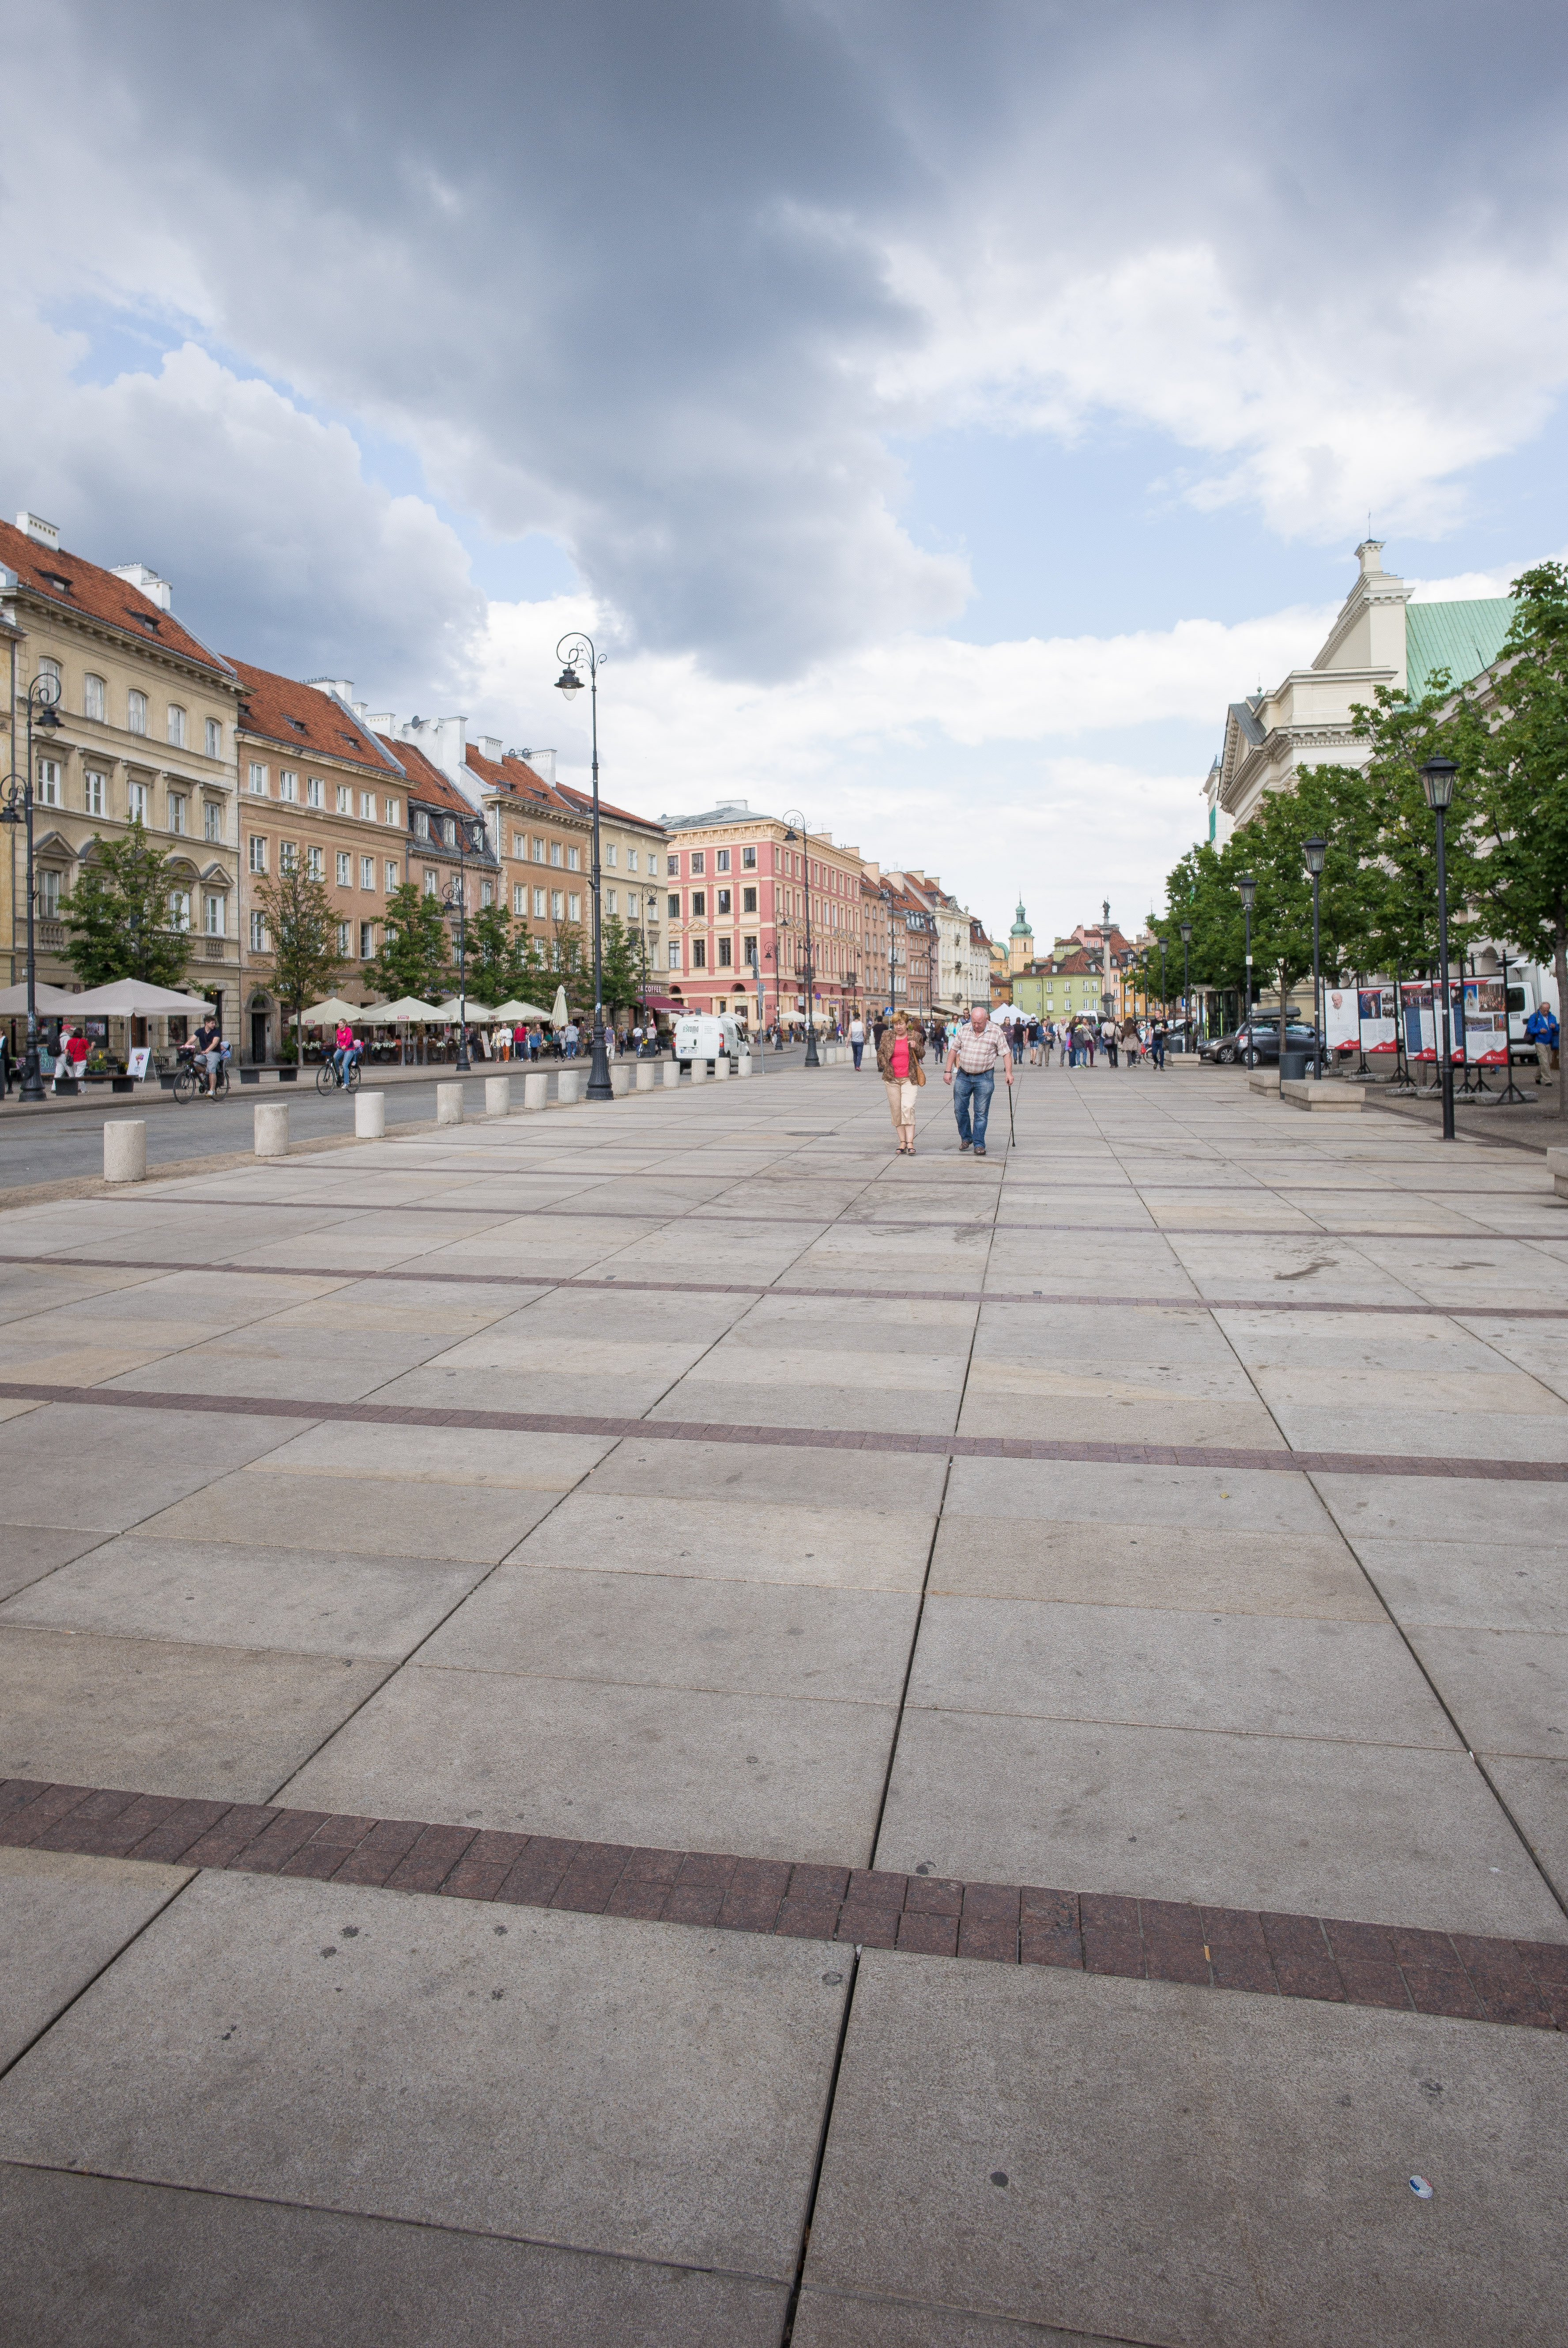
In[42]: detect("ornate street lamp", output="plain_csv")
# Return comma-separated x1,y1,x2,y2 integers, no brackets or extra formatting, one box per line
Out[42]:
1419,758,1459,1140
1237,872,1257,1068
782,812,818,1067
1180,919,1193,1053
0,671,64,1101
1303,836,1327,1079
554,634,613,1102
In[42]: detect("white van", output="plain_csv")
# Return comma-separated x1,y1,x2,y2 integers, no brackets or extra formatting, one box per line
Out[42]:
674,1012,742,1072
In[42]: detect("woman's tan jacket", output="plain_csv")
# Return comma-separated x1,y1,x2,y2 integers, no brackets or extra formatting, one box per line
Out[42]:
876,1027,927,1085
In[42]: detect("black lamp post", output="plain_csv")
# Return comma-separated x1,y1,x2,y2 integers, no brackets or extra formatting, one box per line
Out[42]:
1237,873,1257,1067
441,813,485,1072
782,812,818,1067
0,671,64,1102
1303,836,1327,1079
554,633,613,1102
1179,919,1192,1053
1420,757,1458,1141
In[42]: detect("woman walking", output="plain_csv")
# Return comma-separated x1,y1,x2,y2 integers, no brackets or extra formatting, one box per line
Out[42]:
878,1009,925,1156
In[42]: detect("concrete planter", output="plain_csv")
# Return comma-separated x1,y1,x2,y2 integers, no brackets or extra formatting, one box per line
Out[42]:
1281,1078,1364,1112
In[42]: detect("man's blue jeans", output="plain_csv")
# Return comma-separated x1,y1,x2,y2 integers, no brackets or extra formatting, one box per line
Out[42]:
953,1066,994,1149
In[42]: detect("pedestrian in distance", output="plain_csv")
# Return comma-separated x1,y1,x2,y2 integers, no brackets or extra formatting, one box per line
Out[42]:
944,1000,1013,1158
849,1012,866,1069
878,1009,925,1156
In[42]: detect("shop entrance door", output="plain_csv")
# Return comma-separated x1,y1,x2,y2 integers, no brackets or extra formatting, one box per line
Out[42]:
251,1010,270,1065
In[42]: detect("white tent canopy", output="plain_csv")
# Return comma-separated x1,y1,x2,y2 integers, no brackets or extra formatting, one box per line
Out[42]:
491,999,552,1022
68,980,214,1016
298,998,365,1026
358,997,441,1024
0,981,82,1016
434,998,493,1021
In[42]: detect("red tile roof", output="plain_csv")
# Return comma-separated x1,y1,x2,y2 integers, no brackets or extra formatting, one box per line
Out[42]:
554,780,663,833
231,659,403,771
464,744,560,809
0,520,235,680
377,734,484,822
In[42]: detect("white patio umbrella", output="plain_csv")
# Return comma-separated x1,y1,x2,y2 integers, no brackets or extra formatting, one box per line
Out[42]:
300,997,366,1026
490,998,551,1022
550,985,569,1026
435,997,494,1022
68,979,214,1016
0,981,82,1015
357,997,441,1023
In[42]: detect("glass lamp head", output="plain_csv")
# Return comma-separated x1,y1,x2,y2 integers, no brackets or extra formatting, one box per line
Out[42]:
1420,757,1457,812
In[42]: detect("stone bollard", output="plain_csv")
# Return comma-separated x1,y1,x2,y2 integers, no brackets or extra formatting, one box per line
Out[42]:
103,1118,146,1184
485,1075,511,1117
354,1091,386,1139
636,1061,656,1091
662,1061,680,1087
610,1061,632,1095
689,1058,707,1083
737,1054,752,1078
558,1068,584,1104
523,1071,549,1111
713,1055,730,1080
254,1102,290,1158
436,1082,464,1126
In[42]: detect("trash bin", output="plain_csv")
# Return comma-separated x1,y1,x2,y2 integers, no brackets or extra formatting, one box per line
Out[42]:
1279,1049,1310,1081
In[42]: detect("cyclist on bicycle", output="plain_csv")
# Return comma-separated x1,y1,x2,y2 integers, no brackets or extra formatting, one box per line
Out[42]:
192,1016,223,1096
332,1019,360,1084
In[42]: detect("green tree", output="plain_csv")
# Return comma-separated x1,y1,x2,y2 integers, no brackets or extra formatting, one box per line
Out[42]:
466,901,518,1005
1470,561,1568,1117
256,866,343,1060
1349,674,1489,982
599,914,643,1021
58,822,192,989
366,882,450,1002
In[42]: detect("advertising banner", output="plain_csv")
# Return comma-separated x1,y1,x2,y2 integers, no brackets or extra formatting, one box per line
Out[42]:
1359,985,1398,1056
1400,979,1468,1061
1324,987,1360,1054
1461,977,1508,1065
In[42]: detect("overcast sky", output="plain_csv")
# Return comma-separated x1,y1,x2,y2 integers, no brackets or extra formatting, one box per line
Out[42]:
4,0,1565,944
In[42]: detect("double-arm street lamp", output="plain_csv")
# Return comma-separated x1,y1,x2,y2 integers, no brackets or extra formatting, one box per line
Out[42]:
1303,836,1327,1079
1420,757,1459,1141
553,633,613,1102
0,670,64,1102
781,810,819,1067
1237,872,1257,1067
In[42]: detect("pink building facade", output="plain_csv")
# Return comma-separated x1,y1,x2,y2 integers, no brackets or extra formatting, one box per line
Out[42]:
657,797,872,1032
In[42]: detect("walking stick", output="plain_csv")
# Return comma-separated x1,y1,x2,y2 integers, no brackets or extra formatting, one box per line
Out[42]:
1006,1072,1017,1149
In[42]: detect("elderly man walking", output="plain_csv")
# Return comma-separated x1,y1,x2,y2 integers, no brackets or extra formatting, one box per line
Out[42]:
944,1002,1013,1158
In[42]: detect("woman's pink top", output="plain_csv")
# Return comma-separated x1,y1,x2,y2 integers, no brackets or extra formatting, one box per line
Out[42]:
891,1038,910,1080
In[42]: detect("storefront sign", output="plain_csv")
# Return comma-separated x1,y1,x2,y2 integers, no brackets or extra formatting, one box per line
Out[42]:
127,1047,151,1080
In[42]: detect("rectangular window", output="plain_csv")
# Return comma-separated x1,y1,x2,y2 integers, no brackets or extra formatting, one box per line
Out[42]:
481,880,494,908
336,851,351,885
668,894,681,918
36,759,60,806
716,848,730,872
306,845,324,880
512,832,525,858
423,868,439,895
692,938,707,968
337,922,350,954
249,835,267,873
550,890,563,920
41,869,60,916
413,810,429,839
85,770,106,817
384,799,399,827
718,936,732,967
206,717,222,758
606,889,617,915
691,851,705,874
280,841,298,874
360,855,374,890
567,846,580,872
742,886,757,914
128,781,147,823
605,842,617,868
359,921,374,959
204,893,223,937
167,706,186,748
742,846,756,868
249,910,267,951
567,892,580,921
280,770,298,802
743,933,757,966
128,691,148,736
334,784,349,814
533,836,546,862
691,891,705,916
627,848,638,873
668,942,681,970
306,777,324,809
549,842,562,867
168,793,186,834
249,762,268,793
533,887,546,917
667,854,678,876
169,889,190,931
627,891,639,917
204,800,222,843
716,888,731,914
514,883,527,916
84,674,106,721
385,859,400,891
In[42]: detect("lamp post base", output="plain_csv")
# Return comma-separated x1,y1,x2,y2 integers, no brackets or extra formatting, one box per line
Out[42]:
587,1022,614,1102
803,1029,820,1068
19,1049,44,1104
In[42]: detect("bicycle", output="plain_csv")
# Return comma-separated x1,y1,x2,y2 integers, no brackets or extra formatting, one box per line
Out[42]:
172,1049,230,1104
316,1051,363,1094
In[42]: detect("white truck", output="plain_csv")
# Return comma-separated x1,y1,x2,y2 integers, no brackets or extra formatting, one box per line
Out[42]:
674,1012,743,1073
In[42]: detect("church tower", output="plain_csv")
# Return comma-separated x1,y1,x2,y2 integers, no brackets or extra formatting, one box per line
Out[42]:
1009,899,1034,975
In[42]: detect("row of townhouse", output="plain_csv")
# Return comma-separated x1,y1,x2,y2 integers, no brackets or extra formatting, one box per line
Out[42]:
1,511,996,1053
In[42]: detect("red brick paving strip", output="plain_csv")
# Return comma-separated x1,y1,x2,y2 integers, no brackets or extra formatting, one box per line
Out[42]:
4,1777,1563,2032
3,1376,1567,1483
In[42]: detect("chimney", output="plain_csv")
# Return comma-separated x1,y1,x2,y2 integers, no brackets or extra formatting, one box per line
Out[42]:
475,735,503,763
16,511,59,551
306,676,355,704
516,747,557,785
112,562,173,612
368,712,396,733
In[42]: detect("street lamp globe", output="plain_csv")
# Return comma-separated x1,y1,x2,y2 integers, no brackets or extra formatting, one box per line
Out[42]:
554,665,583,701
1419,756,1457,811
1180,921,1192,944
1303,835,1327,877
1237,873,1257,911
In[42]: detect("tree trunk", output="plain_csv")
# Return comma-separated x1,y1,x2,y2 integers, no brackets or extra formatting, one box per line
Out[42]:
1553,912,1567,1120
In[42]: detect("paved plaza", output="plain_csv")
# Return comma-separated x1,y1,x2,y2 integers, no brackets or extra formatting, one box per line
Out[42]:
0,1059,1564,2344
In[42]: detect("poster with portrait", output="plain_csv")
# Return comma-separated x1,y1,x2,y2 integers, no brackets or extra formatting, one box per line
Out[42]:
1461,978,1508,1065
1359,986,1398,1056
1400,981,1436,1060
1325,987,1360,1055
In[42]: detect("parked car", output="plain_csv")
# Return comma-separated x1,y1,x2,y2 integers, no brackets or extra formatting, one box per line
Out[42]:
1202,1019,1322,1066
674,1012,743,1072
